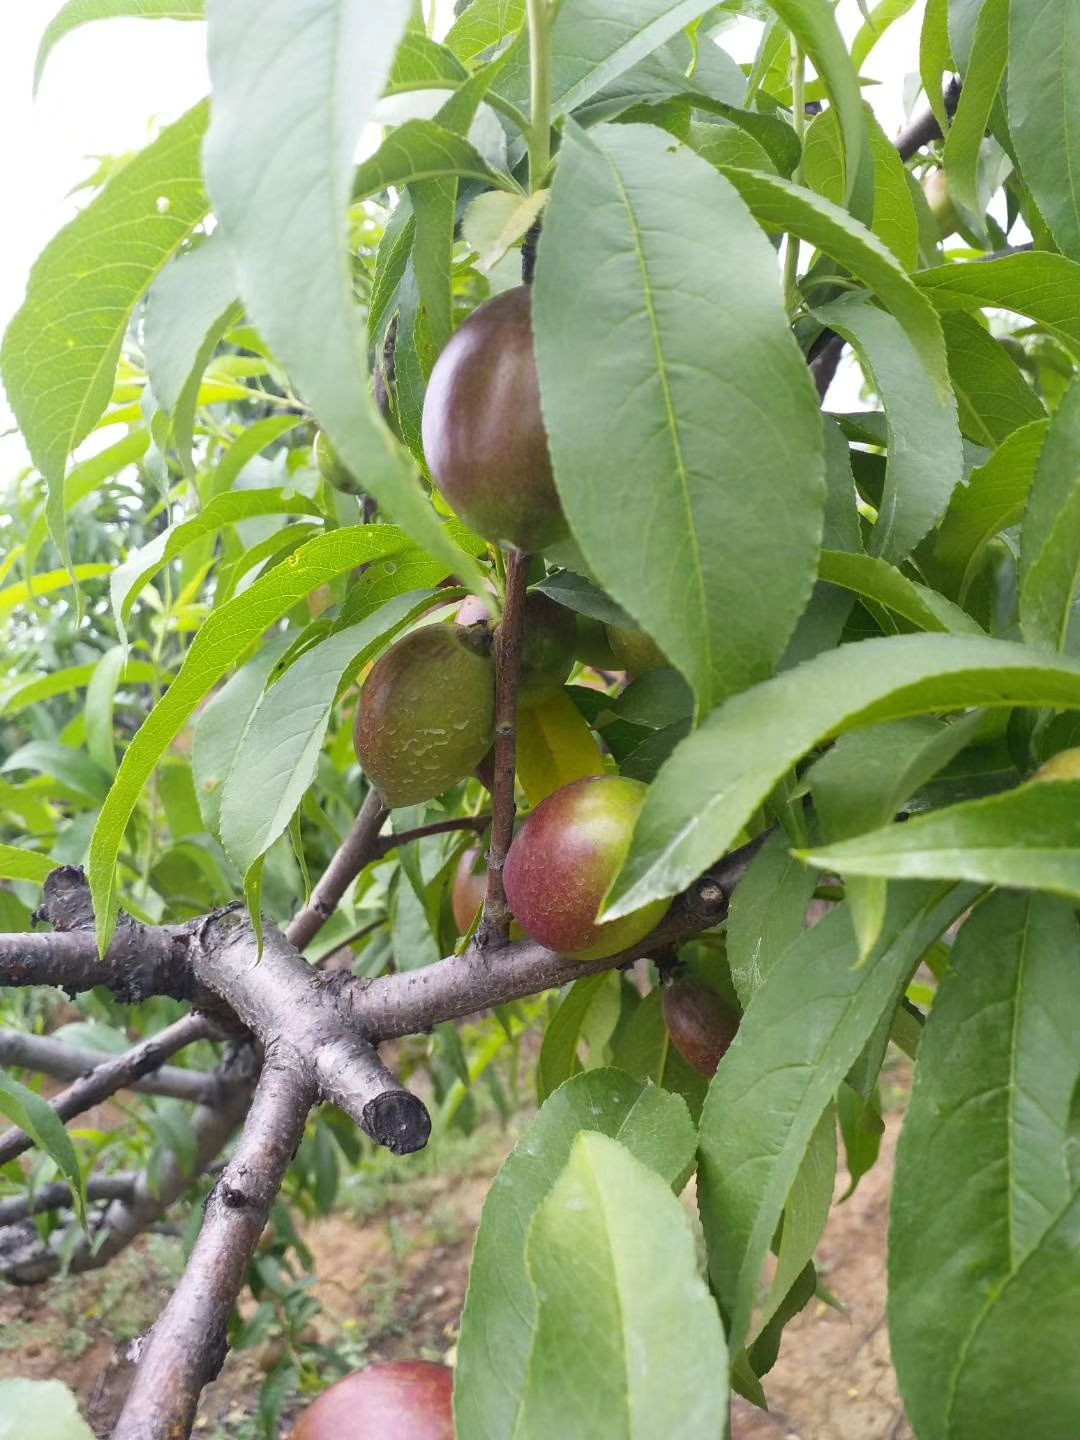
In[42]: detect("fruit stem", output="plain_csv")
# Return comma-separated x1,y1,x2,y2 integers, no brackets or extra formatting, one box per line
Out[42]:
525,0,553,190
783,37,806,314
477,547,531,946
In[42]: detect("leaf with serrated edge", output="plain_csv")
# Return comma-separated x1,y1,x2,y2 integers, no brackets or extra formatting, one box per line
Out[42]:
88,525,412,954
699,884,970,1350
519,1132,727,1440
203,0,485,595
219,591,437,875
454,1069,695,1440
606,633,1080,920
0,103,210,572
534,123,824,714
889,892,1080,1440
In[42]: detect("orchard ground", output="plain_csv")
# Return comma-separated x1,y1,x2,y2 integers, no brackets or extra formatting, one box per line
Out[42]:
0,1051,913,1439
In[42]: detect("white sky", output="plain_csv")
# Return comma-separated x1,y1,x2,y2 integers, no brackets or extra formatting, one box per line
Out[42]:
0,2,924,483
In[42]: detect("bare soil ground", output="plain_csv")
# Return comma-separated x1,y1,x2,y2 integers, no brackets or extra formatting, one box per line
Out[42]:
0,1066,913,1438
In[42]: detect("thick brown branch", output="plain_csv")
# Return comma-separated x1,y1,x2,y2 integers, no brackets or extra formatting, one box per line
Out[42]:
352,834,765,1039
285,787,387,951
895,76,962,160
478,548,530,947
190,910,429,1153
0,1015,219,1168
112,1050,315,1440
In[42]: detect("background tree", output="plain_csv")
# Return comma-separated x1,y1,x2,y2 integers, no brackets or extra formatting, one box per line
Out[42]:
2,0,1080,1437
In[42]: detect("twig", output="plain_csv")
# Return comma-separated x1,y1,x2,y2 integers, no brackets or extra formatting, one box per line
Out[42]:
285,787,387,951
0,1046,257,1285
0,1174,136,1226
373,813,490,858
0,1022,217,1103
0,1014,219,1167
111,1051,316,1440
477,548,530,947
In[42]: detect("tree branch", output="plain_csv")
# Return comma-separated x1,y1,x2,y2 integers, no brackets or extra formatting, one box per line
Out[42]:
0,1045,257,1285
895,76,962,160
0,1014,219,1168
0,1174,136,1226
351,834,765,1039
285,787,387,951
112,1050,316,1440
478,548,530,947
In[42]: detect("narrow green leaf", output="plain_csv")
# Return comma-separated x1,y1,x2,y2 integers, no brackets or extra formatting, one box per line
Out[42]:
916,253,1080,358
920,0,954,134
765,0,864,199
1019,377,1080,652
755,1109,836,1341
143,233,240,472
3,742,109,805
33,0,204,95
726,830,817,1009
203,0,484,593
802,778,1080,899
111,488,322,643
534,123,824,713
607,633,1080,919
0,1072,86,1227
865,106,920,272
818,549,983,634
889,893,1080,1440
84,646,128,774
931,419,1048,602
0,102,210,572
0,565,111,617
942,0,1008,227
535,974,613,1103
88,525,412,953
454,1069,696,1440
519,1132,727,1440
0,661,154,718
719,168,946,388
219,591,437,875
941,310,1045,448
699,884,968,1350
0,845,57,884
815,295,963,565
192,635,292,836
1008,0,1080,261
206,415,306,500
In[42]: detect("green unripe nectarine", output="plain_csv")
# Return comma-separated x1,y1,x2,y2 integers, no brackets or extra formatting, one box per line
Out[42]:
354,626,494,807
503,775,670,960
314,430,362,496
1034,747,1080,781
604,623,668,676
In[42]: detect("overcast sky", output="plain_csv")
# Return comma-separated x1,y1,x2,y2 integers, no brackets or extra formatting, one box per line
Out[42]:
0,2,923,483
